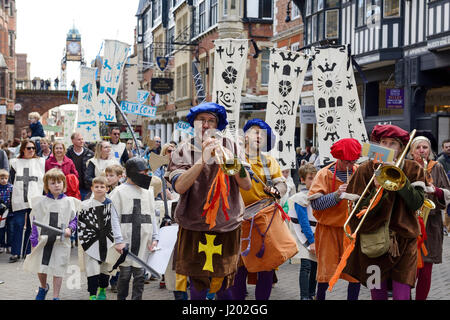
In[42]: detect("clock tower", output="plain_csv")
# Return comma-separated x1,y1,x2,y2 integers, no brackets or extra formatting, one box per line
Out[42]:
60,24,85,90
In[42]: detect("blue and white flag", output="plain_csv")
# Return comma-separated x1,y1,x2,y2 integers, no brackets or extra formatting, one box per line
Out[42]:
77,66,100,142
97,39,130,123
175,121,194,136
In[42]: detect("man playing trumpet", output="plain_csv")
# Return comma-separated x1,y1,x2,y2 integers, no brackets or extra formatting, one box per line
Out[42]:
343,125,425,300
167,102,251,300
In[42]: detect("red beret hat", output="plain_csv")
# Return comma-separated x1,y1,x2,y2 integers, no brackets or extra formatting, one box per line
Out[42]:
370,125,410,146
330,138,362,161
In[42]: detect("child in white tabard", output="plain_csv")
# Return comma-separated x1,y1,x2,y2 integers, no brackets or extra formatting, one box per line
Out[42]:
24,168,80,300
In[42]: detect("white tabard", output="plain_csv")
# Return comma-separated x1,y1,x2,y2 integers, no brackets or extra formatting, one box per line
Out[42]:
10,158,45,212
109,183,156,268
110,142,126,164
87,158,117,178
23,195,80,277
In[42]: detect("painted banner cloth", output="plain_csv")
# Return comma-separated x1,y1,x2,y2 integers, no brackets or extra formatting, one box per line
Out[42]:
311,45,367,165
212,39,248,134
77,67,100,142
265,48,309,170
96,39,130,122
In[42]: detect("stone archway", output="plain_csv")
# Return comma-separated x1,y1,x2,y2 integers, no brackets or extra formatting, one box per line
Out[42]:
14,89,78,138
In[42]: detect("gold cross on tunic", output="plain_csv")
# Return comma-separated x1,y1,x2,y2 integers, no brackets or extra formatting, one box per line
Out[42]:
198,234,222,272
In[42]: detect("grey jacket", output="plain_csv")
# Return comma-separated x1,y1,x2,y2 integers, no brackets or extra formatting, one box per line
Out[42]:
0,150,8,171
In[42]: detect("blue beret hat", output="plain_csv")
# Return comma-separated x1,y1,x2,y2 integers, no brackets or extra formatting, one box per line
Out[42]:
186,102,228,131
243,118,276,152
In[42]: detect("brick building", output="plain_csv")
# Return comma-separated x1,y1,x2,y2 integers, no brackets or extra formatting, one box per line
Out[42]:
0,0,16,142
135,0,275,145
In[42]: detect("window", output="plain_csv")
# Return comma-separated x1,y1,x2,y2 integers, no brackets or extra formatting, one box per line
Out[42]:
326,9,339,38
176,66,182,98
306,0,311,15
167,27,175,55
318,12,324,41
261,49,270,86
326,0,339,8
0,72,5,98
200,56,207,93
292,2,301,19
8,32,14,57
210,0,218,26
384,0,400,18
357,0,366,26
9,73,13,99
308,19,312,43
182,63,188,97
224,0,228,16
260,0,272,19
199,1,206,33
317,0,324,11
311,15,317,43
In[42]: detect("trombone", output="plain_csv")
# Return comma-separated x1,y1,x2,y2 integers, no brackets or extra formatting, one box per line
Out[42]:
343,129,417,240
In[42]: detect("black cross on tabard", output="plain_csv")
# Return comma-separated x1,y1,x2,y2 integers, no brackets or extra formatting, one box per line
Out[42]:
16,168,38,203
294,67,302,77
120,199,152,256
41,212,59,266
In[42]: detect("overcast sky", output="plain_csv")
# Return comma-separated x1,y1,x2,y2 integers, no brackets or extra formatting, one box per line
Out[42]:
15,0,137,86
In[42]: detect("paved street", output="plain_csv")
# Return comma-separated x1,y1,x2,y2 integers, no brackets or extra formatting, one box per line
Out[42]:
0,236,448,301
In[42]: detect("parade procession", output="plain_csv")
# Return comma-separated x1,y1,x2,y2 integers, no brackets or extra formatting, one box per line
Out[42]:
0,0,450,307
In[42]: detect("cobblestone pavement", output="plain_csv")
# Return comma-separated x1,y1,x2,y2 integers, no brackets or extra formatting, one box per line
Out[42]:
0,237,448,300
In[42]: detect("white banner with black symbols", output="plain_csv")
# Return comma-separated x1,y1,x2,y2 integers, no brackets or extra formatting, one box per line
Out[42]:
265,47,309,170
311,45,367,165
212,38,248,134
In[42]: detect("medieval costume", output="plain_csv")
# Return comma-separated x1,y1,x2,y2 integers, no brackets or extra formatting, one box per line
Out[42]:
109,157,159,300
9,157,45,259
409,136,450,300
24,194,79,277
85,157,117,188
231,119,296,301
167,102,250,300
110,140,128,166
307,138,362,300
288,187,317,300
78,197,116,299
343,125,425,300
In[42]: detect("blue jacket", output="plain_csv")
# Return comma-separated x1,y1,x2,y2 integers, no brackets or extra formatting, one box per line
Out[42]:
30,121,45,138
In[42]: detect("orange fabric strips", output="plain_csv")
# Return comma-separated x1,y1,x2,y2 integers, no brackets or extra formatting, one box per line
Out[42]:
202,168,230,230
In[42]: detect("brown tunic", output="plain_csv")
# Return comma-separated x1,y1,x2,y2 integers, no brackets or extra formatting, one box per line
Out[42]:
343,159,425,288
422,161,450,264
168,138,244,232
167,138,245,290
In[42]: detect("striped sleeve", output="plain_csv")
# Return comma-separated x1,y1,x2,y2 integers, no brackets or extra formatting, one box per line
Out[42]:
310,192,340,211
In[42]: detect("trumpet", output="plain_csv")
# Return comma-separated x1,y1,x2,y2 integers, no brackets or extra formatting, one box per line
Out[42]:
417,157,436,226
211,134,242,176
343,129,417,240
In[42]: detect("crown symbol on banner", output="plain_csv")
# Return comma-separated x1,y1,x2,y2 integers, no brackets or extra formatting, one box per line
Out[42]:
317,62,337,73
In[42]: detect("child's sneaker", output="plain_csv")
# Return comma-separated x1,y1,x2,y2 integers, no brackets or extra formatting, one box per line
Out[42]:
96,287,106,300
35,284,49,300
89,295,97,300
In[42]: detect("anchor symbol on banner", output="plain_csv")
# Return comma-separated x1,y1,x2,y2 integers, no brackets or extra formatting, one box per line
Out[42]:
226,41,235,58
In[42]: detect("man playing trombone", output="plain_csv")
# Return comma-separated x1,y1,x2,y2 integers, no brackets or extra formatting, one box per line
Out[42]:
167,102,251,300
343,125,425,300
